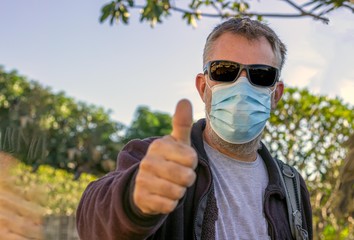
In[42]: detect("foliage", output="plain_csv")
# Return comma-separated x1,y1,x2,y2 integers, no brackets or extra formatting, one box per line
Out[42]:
99,0,354,27
0,67,124,176
10,161,97,216
263,87,354,239
122,105,172,144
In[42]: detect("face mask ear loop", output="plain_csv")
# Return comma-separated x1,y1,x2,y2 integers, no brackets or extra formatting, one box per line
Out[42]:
269,84,278,110
270,86,277,95
204,79,212,102
266,82,278,96
204,79,213,121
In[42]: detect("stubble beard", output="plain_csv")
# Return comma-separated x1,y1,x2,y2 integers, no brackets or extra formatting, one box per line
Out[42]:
205,126,262,156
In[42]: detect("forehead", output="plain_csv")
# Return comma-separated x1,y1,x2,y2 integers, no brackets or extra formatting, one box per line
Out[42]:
209,33,278,67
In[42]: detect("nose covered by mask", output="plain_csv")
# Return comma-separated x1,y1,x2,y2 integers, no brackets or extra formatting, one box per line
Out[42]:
206,77,274,144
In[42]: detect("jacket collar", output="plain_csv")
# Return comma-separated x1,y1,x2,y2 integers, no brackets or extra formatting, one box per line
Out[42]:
191,118,284,195
191,118,208,162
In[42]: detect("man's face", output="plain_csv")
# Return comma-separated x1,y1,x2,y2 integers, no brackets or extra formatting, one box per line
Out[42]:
197,32,284,115
195,32,284,153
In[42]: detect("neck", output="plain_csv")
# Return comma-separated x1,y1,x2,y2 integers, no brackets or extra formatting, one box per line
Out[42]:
203,123,259,162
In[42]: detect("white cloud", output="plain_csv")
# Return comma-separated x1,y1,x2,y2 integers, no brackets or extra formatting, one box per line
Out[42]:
283,65,319,89
339,80,354,105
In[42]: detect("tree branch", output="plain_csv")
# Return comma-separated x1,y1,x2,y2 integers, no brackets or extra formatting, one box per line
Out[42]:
170,4,329,23
210,1,223,16
343,3,354,12
282,0,329,23
283,0,306,13
113,0,342,25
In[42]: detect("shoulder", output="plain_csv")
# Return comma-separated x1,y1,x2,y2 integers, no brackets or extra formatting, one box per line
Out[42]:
117,137,159,170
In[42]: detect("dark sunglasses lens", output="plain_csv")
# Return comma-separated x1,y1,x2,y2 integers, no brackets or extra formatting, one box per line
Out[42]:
210,61,240,82
248,66,277,87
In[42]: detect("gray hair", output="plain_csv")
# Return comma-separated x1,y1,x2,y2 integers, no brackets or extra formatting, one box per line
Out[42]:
203,17,287,71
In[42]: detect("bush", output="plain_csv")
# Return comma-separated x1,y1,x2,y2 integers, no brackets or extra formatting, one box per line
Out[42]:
11,162,97,215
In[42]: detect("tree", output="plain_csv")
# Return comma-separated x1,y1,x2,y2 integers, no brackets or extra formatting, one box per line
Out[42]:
324,133,354,239
263,87,354,239
100,0,354,27
122,106,172,144
0,67,125,177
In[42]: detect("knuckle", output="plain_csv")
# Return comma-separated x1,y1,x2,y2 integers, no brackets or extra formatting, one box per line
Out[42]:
184,149,198,167
161,200,177,214
175,186,186,199
162,182,184,200
183,169,196,186
139,158,153,172
134,173,145,187
133,188,144,206
149,138,165,151
135,172,153,191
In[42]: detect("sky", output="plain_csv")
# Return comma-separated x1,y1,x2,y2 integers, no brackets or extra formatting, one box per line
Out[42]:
1,0,353,126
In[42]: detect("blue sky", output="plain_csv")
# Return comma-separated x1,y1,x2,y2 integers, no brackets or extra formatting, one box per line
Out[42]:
1,1,353,126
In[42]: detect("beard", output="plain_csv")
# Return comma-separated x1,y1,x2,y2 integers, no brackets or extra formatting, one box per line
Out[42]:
204,86,263,156
205,125,262,156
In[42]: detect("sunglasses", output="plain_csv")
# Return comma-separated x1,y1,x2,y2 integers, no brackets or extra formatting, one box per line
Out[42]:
203,60,279,87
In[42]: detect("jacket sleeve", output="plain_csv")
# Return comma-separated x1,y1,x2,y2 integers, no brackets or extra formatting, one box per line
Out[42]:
76,138,167,240
299,175,313,240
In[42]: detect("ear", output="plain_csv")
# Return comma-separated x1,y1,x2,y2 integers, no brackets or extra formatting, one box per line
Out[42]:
271,81,284,109
196,73,207,102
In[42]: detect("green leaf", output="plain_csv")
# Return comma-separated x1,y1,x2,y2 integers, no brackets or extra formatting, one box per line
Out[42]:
100,2,115,23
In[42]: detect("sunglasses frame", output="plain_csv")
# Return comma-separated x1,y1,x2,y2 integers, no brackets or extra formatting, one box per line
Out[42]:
203,60,280,88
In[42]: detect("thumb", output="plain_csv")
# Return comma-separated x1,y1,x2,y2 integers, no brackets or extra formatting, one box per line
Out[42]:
171,99,193,145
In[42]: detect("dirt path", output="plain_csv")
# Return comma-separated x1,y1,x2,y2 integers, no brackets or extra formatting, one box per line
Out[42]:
0,152,45,240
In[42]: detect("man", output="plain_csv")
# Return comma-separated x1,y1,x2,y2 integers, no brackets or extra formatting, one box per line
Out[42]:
76,18,312,240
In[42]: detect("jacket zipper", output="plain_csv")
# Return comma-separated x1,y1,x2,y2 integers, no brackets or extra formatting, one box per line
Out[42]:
292,176,301,212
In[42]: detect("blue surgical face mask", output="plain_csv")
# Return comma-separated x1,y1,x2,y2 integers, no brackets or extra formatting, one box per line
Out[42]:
206,76,274,144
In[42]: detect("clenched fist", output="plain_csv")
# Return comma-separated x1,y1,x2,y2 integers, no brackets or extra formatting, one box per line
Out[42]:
133,99,198,215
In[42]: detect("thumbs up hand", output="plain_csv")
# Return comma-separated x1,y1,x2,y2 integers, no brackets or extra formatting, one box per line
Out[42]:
133,99,198,215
